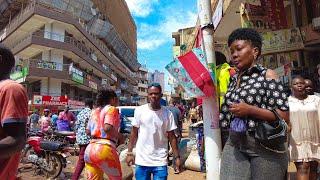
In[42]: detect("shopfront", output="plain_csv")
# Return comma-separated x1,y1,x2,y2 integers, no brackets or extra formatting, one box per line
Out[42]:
31,95,85,113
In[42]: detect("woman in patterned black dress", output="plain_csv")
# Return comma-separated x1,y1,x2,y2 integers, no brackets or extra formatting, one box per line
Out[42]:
219,28,290,180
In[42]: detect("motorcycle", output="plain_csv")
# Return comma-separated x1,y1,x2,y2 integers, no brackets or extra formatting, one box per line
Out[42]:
20,130,68,178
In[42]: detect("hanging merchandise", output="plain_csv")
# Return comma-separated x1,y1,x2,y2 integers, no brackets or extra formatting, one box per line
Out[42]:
166,58,204,97
166,48,216,98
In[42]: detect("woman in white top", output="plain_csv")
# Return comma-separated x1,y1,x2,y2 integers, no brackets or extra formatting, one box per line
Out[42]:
289,76,320,180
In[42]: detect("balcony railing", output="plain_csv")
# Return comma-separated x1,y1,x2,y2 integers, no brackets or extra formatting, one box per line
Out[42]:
0,0,138,80
14,58,101,89
0,0,36,41
7,30,108,73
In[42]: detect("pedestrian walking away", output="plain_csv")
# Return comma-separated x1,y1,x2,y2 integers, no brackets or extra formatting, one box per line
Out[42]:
126,83,181,180
219,28,290,180
0,44,28,179
84,89,122,180
72,98,93,180
289,77,320,180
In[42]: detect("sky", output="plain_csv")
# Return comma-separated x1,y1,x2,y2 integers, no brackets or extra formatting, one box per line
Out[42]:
124,0,198,91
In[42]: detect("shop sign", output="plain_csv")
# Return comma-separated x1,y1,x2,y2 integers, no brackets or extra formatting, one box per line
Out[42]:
89,80,98,90
10,67,29,81
42,96,68,106
33,95,43,105
72,73,84,84
37,61,62,71
68,100,85,109
261,28,304,55
212,0,223,30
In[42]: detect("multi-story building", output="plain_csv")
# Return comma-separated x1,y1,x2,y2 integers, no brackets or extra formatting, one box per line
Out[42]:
137,65,148,105
0,0,140,111
148,70,165,90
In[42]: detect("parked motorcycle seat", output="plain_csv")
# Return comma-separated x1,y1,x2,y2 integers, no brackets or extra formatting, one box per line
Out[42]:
40,141,64,151
54,131,75,136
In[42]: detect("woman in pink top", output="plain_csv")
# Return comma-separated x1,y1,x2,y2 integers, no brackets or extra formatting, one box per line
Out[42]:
38,109,51,132
84,89,122,180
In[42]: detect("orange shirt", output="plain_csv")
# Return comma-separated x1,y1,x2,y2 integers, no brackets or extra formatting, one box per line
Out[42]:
87,105,120,143
0,80,28,179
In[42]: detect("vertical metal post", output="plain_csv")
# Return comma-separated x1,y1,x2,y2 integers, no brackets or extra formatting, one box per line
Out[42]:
198,0,222,179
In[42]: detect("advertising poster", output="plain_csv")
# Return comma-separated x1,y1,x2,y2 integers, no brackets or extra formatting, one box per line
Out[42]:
261,28,304,54
240,1,268,32
260,0,287,30
240,0,287,32
263,54,277,69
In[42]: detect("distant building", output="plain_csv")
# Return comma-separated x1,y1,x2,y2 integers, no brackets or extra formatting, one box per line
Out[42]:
148,70,165,90
137,65,148,105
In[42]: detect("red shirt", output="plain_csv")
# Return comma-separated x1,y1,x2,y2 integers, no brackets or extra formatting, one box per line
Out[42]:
0,80,28,179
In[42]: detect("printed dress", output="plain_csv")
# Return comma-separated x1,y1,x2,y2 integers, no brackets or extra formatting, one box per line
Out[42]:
84,105,122,180
289,95,320,162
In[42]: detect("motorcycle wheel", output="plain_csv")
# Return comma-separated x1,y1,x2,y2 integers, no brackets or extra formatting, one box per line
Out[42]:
20,145,33,164
45,153,63,178
18,145,34,173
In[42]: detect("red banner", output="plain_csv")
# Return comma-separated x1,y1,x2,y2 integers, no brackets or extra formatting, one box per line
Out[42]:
42,96,68,106
260,0,287,30
312,0,320,18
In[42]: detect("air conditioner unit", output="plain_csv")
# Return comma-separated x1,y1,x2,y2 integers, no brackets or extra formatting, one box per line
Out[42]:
312,17,320,30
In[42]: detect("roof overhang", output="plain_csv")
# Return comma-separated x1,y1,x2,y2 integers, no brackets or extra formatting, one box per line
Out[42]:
214,0,242,43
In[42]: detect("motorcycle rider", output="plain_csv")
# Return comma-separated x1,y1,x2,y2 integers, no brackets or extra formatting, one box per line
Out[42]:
0,44,28,179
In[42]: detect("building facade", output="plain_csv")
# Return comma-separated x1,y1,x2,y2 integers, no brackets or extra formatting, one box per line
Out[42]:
148,70,165,90
0,0,139,111
137,65,148,105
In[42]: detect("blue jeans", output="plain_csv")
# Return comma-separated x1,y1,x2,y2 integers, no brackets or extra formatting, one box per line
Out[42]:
135,165,168,180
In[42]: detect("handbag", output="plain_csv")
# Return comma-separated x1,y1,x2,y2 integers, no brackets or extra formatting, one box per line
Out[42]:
255,109,288,153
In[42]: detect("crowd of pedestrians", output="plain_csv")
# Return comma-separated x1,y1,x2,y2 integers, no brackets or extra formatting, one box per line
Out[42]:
0,27,319,180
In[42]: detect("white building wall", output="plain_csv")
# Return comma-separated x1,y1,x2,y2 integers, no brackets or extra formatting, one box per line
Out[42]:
49,78,61,96
41,22,65,96
44,22,65,42
40,78,62,96
40,79,49,95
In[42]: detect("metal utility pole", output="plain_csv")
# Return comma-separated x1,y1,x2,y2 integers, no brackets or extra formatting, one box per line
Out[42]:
197,0,222,179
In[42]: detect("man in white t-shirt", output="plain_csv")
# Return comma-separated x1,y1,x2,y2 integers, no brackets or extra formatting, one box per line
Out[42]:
126,83,181,179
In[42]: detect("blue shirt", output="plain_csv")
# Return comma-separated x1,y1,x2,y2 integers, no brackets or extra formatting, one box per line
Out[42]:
75,107,91,145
